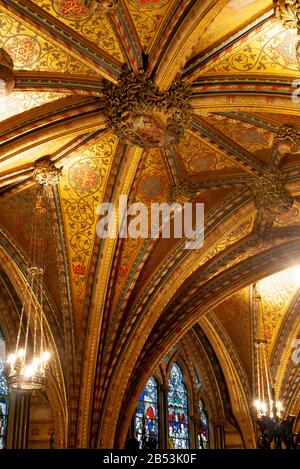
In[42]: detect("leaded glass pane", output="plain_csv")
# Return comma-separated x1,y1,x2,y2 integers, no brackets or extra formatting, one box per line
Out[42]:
168,363,189,449
0,337,8,449
135,377,159,449
198,399,209,449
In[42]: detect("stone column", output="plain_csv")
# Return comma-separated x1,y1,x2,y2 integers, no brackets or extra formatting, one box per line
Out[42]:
162,384,169,449
212,419,226,449
6,390,31,449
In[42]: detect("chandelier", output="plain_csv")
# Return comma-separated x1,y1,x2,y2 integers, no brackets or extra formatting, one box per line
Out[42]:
6,160,61,391
252,284,297,449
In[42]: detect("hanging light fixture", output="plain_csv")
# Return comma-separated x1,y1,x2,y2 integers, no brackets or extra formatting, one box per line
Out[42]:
6,160,61,391
252,284,297,449
0,49,14,95
252,284,281,419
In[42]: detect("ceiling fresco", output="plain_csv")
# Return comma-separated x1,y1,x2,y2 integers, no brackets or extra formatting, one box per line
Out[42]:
125,0,173,52
192,0,273,57
211,287,252,385
31,0,124,61
0,186,62,316
200,114,275,165
0,4,100,75
176,129,237,177
0,130,87,177
200,21,300,77
0,90,68,123
58,132,117,334
0,0,299,448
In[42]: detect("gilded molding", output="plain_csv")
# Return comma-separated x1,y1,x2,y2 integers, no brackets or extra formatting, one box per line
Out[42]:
102,66,191,147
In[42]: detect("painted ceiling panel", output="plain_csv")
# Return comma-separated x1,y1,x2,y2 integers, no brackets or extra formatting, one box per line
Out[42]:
257,267,300,350
201,113,275,165
200,22,299,77
111,146,170,309
31,0,124,61
0,91,68,124
176,129,237,176
0,186,62,316
58,132,117,335
192,0,272,57
211,287,252,384
0,5,100,75
131,185,243,301
0,130,88,176
126,0,172,53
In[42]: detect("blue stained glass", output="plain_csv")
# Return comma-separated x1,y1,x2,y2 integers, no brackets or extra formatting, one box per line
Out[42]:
168,363,189,449
135,377,159,448
198,399,209,449
0,337,8,449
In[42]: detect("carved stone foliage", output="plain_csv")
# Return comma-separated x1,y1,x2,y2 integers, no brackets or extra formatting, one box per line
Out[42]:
102,66,191,147
276,123,299,142
274,1,300,64
274,0,300,33
33,159,62,186
273,124,300,167
251,171,293,238
170,180,201,202
83,0,118,10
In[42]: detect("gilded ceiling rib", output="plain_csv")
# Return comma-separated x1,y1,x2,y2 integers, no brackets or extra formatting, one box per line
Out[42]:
107,0,143,73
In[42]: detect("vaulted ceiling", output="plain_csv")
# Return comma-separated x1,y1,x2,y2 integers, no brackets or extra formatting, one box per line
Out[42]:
0,0,299,448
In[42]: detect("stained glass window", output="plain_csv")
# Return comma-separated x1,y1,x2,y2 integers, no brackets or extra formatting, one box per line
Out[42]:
0,335,8,449
198,399,209,449
168,363,189,449
135,377,159,449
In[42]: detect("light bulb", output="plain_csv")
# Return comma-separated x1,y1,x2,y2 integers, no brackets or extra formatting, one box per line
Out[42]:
276,401,283,412
41,351,50,362
17,348,25,358
32,357,40,369
254,400,260,410
24,365,35,378
7,353,16,364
